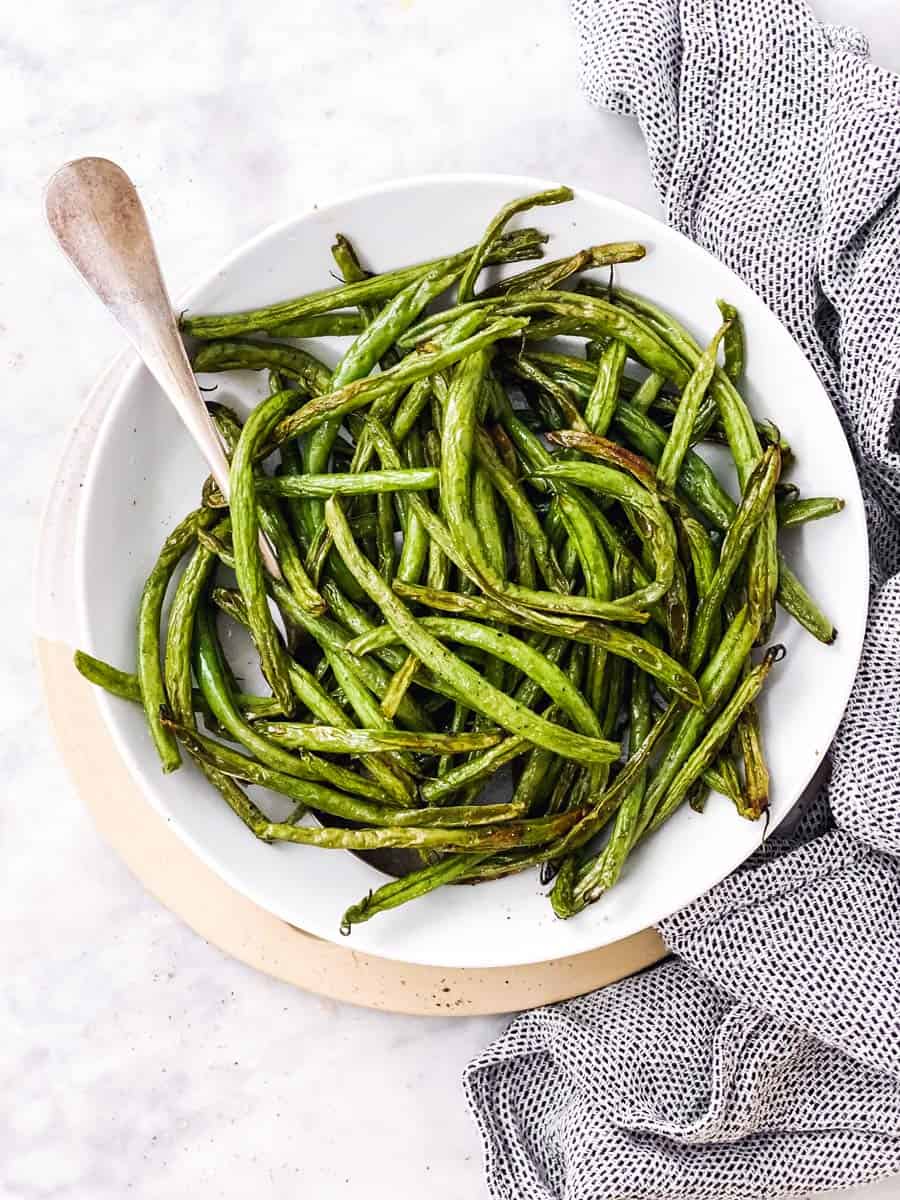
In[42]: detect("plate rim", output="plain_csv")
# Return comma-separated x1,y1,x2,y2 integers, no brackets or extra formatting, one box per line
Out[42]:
72,171,870,967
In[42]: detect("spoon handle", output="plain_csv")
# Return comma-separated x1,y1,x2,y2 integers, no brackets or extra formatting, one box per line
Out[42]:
45,157,281,577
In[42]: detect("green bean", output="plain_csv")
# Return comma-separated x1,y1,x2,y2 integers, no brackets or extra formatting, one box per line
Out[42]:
456,186,573,304
734,687,769,819
204,402,327,616
678,511,719,599
73,650,283,719
330,233,380,317
77,649,160,704
713,380,779,640
275,437,312,542
512,746,562,817
473,427,566,591
193,340,332,395
657,319,730,491
610,400,834,641
602,557,629,735
326,496,620,764
664,541,691,661
471,464,510,699
258,502,326,615
267,312,365,339
297,320,482,590
170,722,521,832
396,299,504,350
180,733,276,835
166,719,406,825
505,355,589,432
332,262,462,392
527,357,739,531
556,490,612,624
522,349,598,382
391,379,435,444
205,400,244,455
473,464,507,580
716,300,744,382
394,427,429,586
436,696,475,784
426,532,450,591
584,338,627,436
545,760,585,819
632,371,665,413
193,602,387,800
363,418,477,583
778,496,845,528
181,228,547,339
347,618,603,737
340,853,496,931
373,491,395,584
494,397,661,597
320,581,405,671
206,587,344,720
163,519,223,727
252,468,440,498
529,461,678,613
566,664,654,911
138,507,217,772
322,648,418,798
611,285,779,639
603,284,703,376
267,317,527,453
647,646,784,834
442,353,651,623
704,756,743,807
381,653,419,720
305,263,466,528
639,606,758,830
307,512,375,551
776,558,836,643
686,779,710,813
210,587,428,809
544,700,684,915
267,583,434,729
481,242,646,297
606,664,651,863
389,583,703,709
612,401,737,530
545,428,658,491
256,721,501,755
514,526,537,589
420,734,531,804
688,446,781,673
502,291,691,387
229,388,301,711
259,807,586,854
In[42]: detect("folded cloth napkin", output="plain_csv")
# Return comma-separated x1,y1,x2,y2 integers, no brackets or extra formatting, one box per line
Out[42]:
464,2,900,1196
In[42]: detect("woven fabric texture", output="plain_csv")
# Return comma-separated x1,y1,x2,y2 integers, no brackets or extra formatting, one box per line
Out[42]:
464,2,900,1196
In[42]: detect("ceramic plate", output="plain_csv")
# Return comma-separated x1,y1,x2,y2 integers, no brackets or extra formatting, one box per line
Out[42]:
75,174,868,968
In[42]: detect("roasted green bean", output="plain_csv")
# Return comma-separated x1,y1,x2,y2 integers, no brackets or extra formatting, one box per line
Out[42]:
74,189,842,933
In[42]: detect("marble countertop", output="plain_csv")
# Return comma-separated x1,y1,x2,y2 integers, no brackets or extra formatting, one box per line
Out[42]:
6,2,900,1196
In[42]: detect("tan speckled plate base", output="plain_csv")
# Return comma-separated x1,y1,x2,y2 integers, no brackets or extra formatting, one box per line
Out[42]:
35,351,665,1017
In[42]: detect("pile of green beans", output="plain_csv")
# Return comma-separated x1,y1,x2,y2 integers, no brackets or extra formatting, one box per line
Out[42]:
77,187,844,931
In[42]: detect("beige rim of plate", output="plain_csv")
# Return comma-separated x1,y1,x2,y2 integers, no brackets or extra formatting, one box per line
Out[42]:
35,353,666,1017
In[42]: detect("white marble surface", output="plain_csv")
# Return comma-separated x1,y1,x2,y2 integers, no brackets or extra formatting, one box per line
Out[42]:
6,2,900,1197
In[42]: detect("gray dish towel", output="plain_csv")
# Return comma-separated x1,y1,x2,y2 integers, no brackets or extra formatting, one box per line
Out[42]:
464,2,900,1197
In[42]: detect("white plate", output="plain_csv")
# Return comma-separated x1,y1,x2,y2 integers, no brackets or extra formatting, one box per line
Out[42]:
75,173,868,968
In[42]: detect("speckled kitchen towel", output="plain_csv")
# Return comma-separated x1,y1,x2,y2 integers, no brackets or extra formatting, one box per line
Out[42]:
465,2,900,1197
